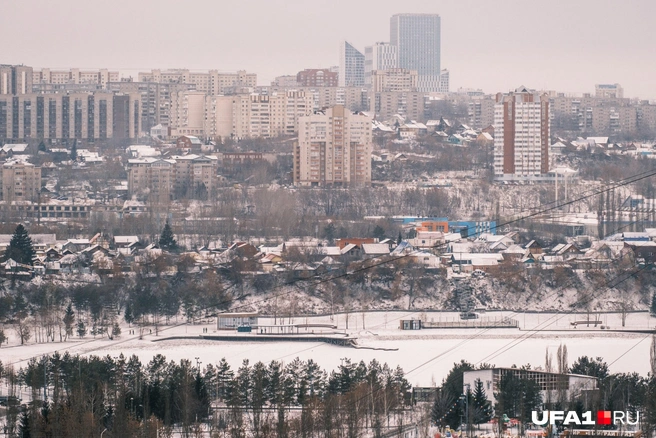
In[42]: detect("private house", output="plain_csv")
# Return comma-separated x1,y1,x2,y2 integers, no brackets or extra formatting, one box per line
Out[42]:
362,243,391,258
176,135,203,150
524,240,543,255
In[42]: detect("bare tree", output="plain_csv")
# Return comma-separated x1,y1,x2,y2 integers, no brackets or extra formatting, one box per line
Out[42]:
15,317,32,345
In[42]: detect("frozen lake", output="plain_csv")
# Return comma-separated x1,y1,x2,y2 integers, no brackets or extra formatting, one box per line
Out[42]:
2,310,654,387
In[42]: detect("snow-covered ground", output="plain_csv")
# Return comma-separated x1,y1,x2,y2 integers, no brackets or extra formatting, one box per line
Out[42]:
2,311,654,387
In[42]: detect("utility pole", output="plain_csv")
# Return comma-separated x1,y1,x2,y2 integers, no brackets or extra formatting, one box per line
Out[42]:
463,383,471,438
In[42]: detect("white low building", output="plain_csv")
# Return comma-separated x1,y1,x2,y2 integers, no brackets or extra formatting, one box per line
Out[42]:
463,368,597,408
217,312,259,330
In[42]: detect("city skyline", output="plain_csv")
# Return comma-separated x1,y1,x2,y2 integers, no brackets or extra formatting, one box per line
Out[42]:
2,0,655,99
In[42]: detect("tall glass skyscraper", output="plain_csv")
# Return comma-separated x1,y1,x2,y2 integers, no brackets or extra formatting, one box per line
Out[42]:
339,41,365,87
390,13,441,92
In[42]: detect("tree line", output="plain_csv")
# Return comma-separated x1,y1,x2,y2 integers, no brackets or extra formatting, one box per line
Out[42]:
0,354,412,438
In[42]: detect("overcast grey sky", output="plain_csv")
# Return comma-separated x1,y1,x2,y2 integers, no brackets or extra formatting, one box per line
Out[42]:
2,0,655,98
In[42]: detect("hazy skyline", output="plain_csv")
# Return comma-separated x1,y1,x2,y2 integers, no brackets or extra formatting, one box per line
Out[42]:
2,0,655,98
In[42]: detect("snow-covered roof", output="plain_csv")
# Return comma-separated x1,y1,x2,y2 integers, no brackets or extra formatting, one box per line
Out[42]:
126,145,161,157
444,233,463,242
587,137,609,145
362,243,390,255
340,243,357,254
318,246,342,256
1,143,29,153
114,236,139,244
180,135,203,145
502,244,527,255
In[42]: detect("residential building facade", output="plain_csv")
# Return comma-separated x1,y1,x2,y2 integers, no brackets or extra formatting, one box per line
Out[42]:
296,69,338,87
0,92,141,142
371,68,418,93
0,64,33,95
206,90,313,139
294,105,372,186
371,91,425,122
0,160,42,203
137,69,256,95
33,68,119,90
127,154,218,202
494,86,550,181
364,42,398,86
595,83,623,99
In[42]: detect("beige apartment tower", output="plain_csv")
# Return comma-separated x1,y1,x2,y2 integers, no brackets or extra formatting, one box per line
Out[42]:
294,105,372,186
0,161,42,203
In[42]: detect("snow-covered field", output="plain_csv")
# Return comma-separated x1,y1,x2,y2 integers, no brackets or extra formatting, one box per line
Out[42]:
2,311,654,387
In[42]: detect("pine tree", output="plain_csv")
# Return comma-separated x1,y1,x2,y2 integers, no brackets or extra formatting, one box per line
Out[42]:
70,139,78,161
124,302,134,325
323,223,336,244
112,322,121,338
472,378,493,424
216,358,234,401
159,221,177,251
651,292,656,316
397,231,403,244
6,224,36,265
63,303,75,340
77,321,87,338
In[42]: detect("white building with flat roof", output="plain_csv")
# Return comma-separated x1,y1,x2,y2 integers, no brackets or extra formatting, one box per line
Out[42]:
463,368,597,408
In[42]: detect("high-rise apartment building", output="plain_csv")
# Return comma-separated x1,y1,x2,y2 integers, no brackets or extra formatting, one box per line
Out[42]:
294,105,372,186
108,81,193,132
371,91,425,122
390,14,441,92
169,91,207,137
339,41,365,87
204,90,314,140
493,86,550,181
469,96,496,129
364,43,398,86
0,65,33,95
